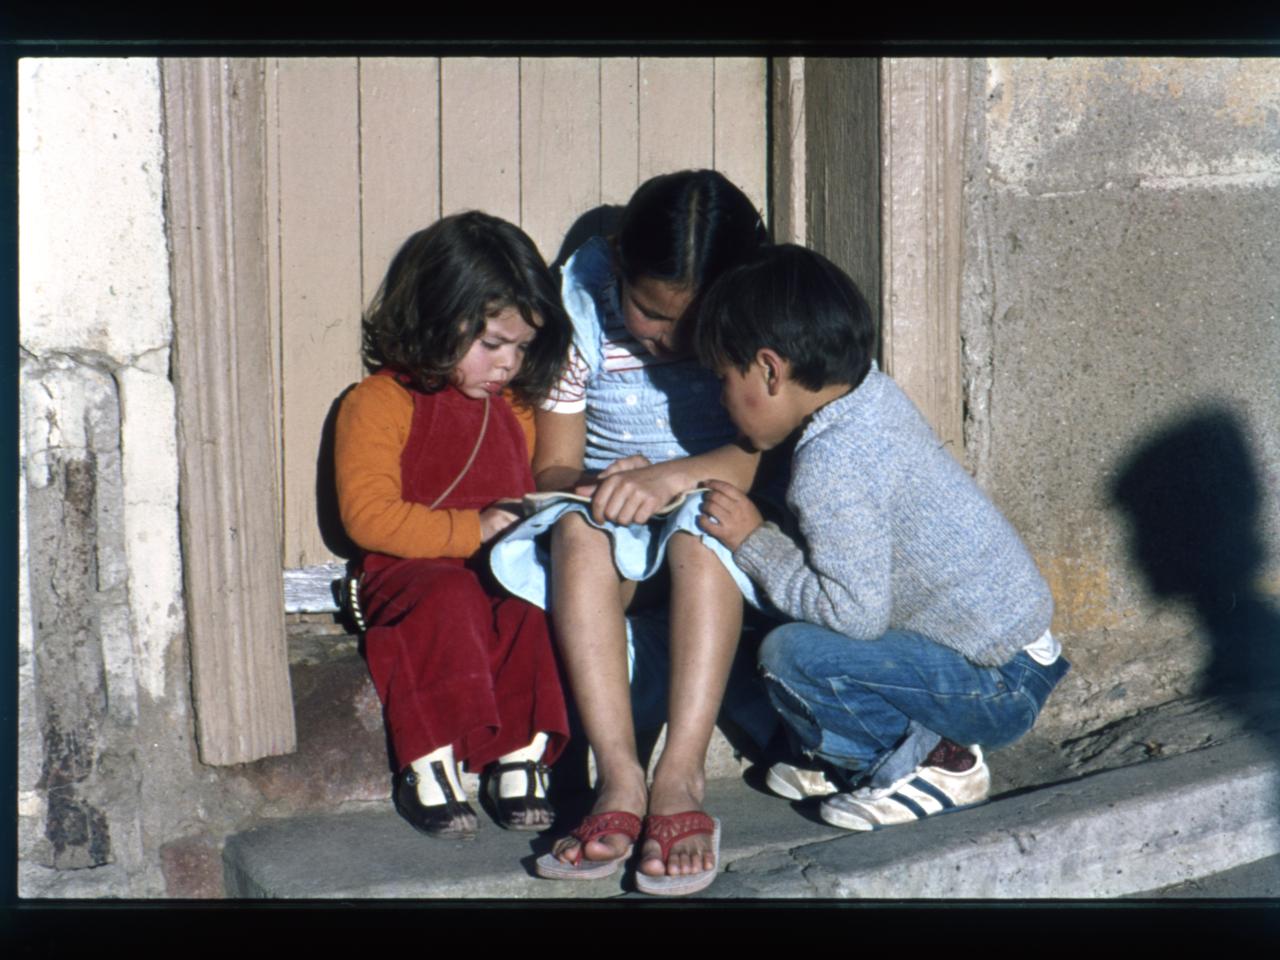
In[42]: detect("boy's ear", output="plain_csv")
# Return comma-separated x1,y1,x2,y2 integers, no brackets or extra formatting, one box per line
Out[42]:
755,348,788,397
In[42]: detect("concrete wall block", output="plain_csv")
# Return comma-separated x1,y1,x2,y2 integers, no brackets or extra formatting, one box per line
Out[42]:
19,58,171,362
984,58,1280,196
982,186,1280,593
967,58,1280,729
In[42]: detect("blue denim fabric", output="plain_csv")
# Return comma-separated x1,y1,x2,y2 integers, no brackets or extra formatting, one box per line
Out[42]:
759,623,1069,789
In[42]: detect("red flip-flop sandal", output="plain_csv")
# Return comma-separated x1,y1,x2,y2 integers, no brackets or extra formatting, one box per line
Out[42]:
534,811,642,881
634,811,721,896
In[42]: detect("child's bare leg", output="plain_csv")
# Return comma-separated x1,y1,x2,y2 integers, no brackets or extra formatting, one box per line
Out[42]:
640,532,743,877
548,512,647,863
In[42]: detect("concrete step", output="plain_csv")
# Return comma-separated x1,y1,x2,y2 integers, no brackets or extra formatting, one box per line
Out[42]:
224,732,1280,899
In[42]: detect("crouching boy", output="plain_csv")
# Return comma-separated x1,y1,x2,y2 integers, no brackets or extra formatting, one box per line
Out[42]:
693,244,1068,831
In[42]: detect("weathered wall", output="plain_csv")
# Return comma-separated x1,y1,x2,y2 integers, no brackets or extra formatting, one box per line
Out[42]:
962,59,1280,739
17,56,473,900
18,57,209,897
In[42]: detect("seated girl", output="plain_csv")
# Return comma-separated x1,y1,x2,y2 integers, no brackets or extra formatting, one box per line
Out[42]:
493,170,775,896
335,212,572,838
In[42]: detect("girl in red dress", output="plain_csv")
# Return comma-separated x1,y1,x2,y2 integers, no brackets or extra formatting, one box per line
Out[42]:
335,212,572,837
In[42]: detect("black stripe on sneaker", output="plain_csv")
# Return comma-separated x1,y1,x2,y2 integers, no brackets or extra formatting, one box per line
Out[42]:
909,776,955,810
889,791,929,819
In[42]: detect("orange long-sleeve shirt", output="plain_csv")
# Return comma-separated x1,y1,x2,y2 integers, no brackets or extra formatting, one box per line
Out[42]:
334,374,536,559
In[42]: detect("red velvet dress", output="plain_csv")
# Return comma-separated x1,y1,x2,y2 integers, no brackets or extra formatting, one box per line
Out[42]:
358,381,568,772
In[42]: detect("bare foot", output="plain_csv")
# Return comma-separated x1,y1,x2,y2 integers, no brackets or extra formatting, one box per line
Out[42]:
552,768,647,865
639,772,713,877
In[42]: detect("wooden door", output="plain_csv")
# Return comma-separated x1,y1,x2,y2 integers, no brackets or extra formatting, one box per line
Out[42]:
265,56,768,568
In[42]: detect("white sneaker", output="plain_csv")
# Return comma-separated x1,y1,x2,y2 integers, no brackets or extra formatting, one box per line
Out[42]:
765,761,839,800
819,745,990,831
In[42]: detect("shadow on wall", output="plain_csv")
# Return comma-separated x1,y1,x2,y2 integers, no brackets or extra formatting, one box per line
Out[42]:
316,385,360,561
1110,403,1280,717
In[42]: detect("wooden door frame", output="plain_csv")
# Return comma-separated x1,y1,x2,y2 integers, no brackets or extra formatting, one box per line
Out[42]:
163,58,295,765
161,55,966,763
772,57,966,452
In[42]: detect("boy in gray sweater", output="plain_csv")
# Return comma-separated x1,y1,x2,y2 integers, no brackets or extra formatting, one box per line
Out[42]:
693,244,1068,830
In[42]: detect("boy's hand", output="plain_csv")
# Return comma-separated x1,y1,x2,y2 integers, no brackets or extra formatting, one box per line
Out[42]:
696,479,763,552
479,503,521,543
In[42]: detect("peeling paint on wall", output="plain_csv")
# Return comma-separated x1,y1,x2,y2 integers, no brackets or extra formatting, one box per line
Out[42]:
117,366,184,699
19,56,184,897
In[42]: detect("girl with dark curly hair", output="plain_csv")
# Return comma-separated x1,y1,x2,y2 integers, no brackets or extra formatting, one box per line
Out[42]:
335,211,572,838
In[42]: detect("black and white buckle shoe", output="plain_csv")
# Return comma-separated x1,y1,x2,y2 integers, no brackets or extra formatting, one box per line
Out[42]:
394,762,478,839
485,760,553,832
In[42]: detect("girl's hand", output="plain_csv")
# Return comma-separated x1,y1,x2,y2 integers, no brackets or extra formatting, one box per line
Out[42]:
479,503,522,543
696,479,763,552
569,469,601,499
590,456,686,526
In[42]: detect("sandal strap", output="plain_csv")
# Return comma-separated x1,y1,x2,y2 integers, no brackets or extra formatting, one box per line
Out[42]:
569,810,643,846
642,811,716,863
403,761,467,814
492,760,550,801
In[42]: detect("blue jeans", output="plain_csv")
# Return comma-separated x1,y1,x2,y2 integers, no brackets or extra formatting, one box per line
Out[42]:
759,624,1069,789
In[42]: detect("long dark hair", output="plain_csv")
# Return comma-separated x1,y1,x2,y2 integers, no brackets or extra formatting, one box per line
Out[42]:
361,211,570,404
614,169,769,313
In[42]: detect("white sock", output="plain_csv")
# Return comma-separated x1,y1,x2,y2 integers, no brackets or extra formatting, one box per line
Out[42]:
496,733,548,799
409,745,464,806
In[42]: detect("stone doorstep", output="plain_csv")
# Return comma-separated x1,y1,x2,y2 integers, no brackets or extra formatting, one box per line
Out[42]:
222,732,1280,900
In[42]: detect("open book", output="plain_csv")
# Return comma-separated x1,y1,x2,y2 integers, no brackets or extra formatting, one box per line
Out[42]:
495,486,710,520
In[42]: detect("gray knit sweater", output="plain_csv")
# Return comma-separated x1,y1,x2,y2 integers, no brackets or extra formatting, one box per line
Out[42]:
735,371,1053,667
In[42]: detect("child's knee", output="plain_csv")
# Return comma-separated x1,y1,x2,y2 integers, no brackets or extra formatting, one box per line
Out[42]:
667,529,713,560
667,532,737,591
551,510,608,551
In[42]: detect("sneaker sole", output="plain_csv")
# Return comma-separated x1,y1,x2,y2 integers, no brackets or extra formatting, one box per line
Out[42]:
765,766,839,801
764,767,806,801
819,797,986,832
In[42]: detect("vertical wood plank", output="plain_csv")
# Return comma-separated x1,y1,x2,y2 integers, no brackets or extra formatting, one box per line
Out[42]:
600,57,640,208
880,58,966,454
638,58,714,180
520,58,601,265
804,59,882,329
163,57,295,764
359,57,441,307
770,57,808,245
713,57,768,220
264,58,284,508
440,58,520,224
277,58,363,567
